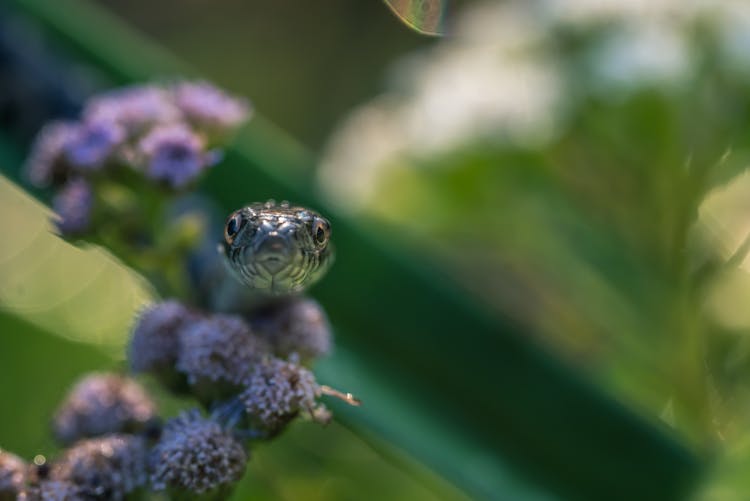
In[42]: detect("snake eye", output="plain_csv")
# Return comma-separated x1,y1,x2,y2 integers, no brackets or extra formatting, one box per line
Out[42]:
225,212,243,244
312,218,330,247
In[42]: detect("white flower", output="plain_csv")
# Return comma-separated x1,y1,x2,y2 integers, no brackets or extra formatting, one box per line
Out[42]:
587,20,692,93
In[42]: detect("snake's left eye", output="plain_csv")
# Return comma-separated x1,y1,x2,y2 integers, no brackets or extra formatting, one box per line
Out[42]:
312,218,330,247
225,212,243,244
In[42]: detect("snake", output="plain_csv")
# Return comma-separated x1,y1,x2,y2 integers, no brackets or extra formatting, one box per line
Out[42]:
219,200,334,296
215,200,359,406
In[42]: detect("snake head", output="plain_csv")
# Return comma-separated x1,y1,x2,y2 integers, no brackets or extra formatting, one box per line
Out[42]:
221,200,333,295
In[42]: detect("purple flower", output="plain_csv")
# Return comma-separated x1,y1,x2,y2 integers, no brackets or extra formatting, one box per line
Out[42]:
25,121,78,187
52,179,93,236
0,450,27,498
176,314,269,387
137,124,217,189
251,298,332,362
174,81,251,138
83,84,179,135
52,373,157,445
239,357,321,434
19,480,81,501
52,435,148,500
64,119,126,171
129,300,197,375
149,410,247,495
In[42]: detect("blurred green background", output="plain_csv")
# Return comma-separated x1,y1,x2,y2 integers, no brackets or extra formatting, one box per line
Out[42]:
7,0,750,499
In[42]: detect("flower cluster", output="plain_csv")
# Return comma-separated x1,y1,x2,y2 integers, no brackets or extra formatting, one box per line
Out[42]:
25,81,251,237
240,357,321,435
51,434,149,499
249,298,333,362
129,299,337,425
0,374,152,499
52,373,158,445
18,77,358,499
149,410,247,497
0,296,347,499
0,371,262,500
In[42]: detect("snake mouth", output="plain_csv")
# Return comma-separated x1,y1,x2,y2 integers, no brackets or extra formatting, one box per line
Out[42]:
234,238,301,295
253,233,294,274
258,255,288,275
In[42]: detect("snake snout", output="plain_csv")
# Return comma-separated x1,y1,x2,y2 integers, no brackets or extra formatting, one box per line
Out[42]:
254,233,293,274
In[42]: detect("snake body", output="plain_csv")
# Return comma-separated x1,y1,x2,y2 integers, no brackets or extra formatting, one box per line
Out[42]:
220,200,333,296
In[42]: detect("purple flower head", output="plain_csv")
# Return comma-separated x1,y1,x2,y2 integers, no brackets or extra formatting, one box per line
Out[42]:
83,84,180,135
25,121,78,187
137,124,217,189
64,119,126,171
52,435,148,501
19,481,81,501
251,298,332,362
239,357,320,434
52,373,157,445
150,410,247,495
52,179,93,237
176,314,270,387
174,81,251,138
0,450,27,499
129,300,197,375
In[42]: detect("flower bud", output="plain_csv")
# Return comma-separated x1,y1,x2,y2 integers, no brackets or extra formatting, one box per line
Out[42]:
83,85,180,135
52,373,157,445
239,357,320,435
137,124,218,189
176,314,270,403
64,119,126,171
250,298,332,363
52,435,148,500
129,300,197,391
52,179,93,237
173,81,251,141
19,481,81,501
25,121,77,188
150,410,247,497
0,450,27,500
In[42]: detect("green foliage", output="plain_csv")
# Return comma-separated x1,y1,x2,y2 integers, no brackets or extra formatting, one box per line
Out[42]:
13,0,750,499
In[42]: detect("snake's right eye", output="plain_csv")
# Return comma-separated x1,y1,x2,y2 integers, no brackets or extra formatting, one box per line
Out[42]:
225,212,243,244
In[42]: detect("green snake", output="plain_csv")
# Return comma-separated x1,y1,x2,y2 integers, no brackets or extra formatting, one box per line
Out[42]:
219,200,334,296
